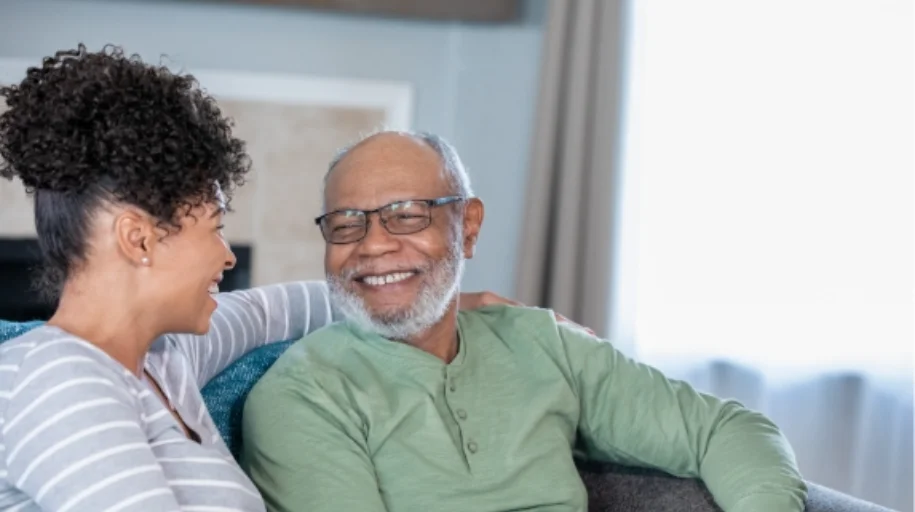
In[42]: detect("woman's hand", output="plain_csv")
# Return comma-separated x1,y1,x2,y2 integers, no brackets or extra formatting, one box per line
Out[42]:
458,291,523,310
458,291,596,336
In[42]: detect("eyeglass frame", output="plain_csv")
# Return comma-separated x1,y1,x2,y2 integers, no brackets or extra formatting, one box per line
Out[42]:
313,195,468,245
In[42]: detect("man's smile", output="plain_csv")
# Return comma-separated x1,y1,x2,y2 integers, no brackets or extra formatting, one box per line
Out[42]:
357,271,417,287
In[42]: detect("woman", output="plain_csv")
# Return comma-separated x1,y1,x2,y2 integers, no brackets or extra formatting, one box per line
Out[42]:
0,45,515,511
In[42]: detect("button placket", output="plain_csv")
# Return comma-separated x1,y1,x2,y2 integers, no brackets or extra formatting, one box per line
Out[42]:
445,376,464,421
445,369,477,456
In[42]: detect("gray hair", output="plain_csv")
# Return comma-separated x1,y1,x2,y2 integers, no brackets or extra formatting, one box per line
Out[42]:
323,130,474,202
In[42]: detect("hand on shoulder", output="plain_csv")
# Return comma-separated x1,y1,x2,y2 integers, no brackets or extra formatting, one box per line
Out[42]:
458,291,596,336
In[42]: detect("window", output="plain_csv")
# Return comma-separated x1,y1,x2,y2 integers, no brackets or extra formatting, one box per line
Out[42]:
618,0,913,381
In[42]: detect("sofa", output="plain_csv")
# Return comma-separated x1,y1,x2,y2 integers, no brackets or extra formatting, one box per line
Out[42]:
0,320,895,511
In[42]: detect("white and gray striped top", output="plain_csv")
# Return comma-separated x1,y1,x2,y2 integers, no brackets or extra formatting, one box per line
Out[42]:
0,280,334,512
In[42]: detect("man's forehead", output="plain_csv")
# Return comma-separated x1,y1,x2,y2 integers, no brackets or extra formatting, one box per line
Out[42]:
325,134,449,207
334,133,440,172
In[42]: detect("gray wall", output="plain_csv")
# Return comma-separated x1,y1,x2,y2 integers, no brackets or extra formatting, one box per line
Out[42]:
0,0,547,296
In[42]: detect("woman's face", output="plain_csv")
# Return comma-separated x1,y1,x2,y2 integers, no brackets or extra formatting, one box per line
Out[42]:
149,199,236,335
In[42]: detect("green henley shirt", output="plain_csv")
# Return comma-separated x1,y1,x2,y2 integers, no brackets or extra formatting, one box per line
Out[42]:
241,305,806,512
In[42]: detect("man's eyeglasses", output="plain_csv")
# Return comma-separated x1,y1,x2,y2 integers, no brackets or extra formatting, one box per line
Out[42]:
314,196,466,245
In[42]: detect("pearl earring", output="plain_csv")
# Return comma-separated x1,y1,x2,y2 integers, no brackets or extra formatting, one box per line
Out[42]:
141,257,150,265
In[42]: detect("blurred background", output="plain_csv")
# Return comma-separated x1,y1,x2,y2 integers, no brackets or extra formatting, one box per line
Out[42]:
0,0,911,510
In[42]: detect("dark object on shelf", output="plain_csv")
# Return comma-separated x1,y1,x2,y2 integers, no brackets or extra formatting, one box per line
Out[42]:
0,238,252,321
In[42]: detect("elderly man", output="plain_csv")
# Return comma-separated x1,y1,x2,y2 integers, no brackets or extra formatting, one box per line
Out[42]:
240,131,807,512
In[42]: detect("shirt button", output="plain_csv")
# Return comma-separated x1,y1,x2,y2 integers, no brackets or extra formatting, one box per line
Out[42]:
467,441,478,453
456,409,467,420
449,382,457,392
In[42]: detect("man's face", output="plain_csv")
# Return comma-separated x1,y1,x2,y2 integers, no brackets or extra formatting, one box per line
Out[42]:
322,134,482,339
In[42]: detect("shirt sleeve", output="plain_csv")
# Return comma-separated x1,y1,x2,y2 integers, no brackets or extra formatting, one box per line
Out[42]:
169,280,337,387
3,346,182,511
557,323,807,512
240,369,387,512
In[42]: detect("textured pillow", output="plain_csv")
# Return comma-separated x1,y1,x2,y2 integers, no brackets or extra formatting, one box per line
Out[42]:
0,320,42,343
201,340,296,458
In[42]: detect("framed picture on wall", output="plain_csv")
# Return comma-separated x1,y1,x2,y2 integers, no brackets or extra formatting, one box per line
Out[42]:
223,0,521,22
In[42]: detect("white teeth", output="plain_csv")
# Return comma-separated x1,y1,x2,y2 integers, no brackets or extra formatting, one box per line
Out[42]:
363,272,413,286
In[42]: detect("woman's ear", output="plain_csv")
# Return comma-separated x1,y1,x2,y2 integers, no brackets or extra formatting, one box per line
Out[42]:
113,208,157,266
462,198,485,259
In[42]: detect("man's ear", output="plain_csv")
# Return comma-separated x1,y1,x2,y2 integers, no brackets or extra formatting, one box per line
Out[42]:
113,208,158,267
462,198,484,259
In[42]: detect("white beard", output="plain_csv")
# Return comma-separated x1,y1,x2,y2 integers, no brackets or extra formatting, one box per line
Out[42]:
327,228,465,341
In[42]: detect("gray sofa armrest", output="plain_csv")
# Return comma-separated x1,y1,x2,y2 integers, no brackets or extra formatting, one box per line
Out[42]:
576,461,893,512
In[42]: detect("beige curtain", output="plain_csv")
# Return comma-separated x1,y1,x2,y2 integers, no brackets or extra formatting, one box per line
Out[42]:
515,0,630,336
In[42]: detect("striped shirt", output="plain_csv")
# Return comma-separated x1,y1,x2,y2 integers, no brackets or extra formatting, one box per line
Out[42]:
0,281,334,512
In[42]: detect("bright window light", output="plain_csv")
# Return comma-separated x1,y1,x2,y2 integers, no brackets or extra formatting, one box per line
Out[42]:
620,0,914,382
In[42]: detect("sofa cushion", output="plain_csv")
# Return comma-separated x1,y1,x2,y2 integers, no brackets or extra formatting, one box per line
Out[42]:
0,320,42,342
578,460,892,512
201,340,295,457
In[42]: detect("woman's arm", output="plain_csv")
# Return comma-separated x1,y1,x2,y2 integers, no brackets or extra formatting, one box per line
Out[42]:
171,284,562,388
169,281,335,387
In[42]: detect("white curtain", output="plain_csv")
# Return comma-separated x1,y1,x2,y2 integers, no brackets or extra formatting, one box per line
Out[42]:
612,1,914,510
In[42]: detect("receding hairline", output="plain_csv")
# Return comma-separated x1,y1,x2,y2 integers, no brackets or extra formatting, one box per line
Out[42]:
321,129,475,211
327,131,438,176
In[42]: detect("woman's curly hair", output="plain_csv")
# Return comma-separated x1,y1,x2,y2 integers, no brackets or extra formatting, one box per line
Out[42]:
0,44,251,300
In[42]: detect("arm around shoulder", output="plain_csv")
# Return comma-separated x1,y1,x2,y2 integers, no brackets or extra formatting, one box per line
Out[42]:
240,366,387,512
556,323,807,512
171,280,335,387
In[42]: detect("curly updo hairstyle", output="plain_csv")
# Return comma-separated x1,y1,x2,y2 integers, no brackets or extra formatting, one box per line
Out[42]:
0,44,251,300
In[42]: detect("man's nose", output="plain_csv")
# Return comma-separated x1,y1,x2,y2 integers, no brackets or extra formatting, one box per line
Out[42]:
357,216,400,256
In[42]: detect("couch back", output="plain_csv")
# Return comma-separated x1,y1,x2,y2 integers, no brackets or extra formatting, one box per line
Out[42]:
0,320,43,341
200,340,295,456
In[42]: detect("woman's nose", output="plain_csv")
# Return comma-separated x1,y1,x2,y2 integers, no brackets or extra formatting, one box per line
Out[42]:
224,244,237,271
